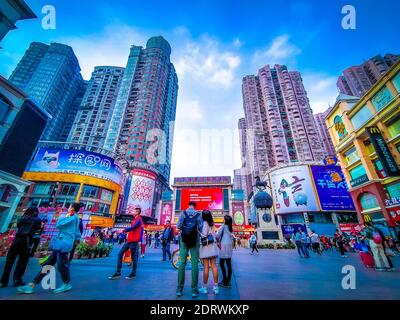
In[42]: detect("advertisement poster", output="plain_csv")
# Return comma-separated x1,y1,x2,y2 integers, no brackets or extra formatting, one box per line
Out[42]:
339,223,364,234
269,165,319,214
310,165,355,211
180,188,223,210
126,169,157,217
232,202,245,226
28,147,124,185
281,224,307,237
160,202,173,225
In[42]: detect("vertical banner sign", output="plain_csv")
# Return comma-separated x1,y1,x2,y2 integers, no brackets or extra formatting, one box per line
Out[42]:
367,127,400,177
232,202,245,226
126,169,157,217
160,202,173,225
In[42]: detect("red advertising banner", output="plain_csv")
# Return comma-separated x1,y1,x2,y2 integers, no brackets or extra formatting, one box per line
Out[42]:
160,201,173,225
232,202,245,226
339,223,364,234
180,188,223,210
388,206,400,222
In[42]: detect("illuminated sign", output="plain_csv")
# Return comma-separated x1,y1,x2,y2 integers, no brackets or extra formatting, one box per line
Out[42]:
180,188,223,210
28,147,124,185
126,169,157,217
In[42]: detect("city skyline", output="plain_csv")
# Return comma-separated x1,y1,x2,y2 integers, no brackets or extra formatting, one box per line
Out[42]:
1,0,400,180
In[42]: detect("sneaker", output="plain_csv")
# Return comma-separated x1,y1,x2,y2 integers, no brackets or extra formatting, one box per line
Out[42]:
176,288,183,297
199,287,208,294
125,274,136,280
54,283,72,294
213,286,219,295
17,284,34,294
192,290,199,298
108,273,121,280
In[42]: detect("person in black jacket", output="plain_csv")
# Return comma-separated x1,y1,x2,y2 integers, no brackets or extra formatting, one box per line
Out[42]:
161,220,175,261
0,207,41,288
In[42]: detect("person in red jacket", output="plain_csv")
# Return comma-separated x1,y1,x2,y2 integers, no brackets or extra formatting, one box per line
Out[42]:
108,207,143,280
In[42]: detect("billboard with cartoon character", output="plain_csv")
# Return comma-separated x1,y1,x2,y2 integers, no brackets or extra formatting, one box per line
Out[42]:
269,165,319,214
28,147,124,185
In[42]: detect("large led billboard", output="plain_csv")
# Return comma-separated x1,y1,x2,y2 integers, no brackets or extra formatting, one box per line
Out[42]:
269,165,319,214
126,169,157,217
310,165,355,211
28,147,124,185
180,188,223,211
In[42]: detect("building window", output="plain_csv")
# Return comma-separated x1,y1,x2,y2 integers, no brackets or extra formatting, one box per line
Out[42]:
386,182,400,199
336,212,358,223
350,105,373,130
32,183,55,195
392,72,400,93
59,183,79,196
359,192,380,211
386,116,400,139
371,86,393,111
82,185,99,198
344,147,360,166
349,164,367,180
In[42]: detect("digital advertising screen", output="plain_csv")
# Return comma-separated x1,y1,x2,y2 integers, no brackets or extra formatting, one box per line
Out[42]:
180,187,223,211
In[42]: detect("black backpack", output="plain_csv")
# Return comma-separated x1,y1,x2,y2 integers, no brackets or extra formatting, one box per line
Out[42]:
181,211,199,248
16,216,37,238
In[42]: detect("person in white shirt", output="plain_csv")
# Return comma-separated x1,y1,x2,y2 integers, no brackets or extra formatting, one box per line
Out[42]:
310,230,321,255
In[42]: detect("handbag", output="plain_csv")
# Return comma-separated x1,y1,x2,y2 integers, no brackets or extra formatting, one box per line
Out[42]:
201,234,214,246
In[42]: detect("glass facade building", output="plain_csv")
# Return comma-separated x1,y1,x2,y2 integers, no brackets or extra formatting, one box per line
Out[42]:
9,42,85,141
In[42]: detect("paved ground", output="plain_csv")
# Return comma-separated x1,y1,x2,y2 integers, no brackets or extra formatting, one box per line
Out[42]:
0,245,399,300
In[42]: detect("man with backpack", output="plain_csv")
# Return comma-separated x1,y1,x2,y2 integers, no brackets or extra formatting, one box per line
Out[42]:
363,222,391,271
176,201,203,298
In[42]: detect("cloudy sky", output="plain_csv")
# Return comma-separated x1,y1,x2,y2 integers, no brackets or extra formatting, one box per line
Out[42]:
1,0,399,183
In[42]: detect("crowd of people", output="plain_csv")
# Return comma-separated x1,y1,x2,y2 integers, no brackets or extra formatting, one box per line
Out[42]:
0,201,398,297
288,225,397,272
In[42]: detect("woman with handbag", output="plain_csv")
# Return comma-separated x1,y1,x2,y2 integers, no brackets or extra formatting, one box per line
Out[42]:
199,210,219,295
18,203,82,294
216,215,235,288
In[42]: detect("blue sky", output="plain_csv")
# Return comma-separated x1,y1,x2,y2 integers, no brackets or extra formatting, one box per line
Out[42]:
1,0,399,180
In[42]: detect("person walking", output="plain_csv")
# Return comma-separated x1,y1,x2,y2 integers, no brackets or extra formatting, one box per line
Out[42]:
334,230,347,257
292,228,309,258
199,210,219,295
29,218,46,258
249,232,259,254
217,215,235,288
310,230,321,255
154,232,160,249
161,220,175,261
140,231,148,258
1,207,42,288
300,230,310,258
17,203,82,294
362,222,391,271
176,201,203,298
148,233,152,248
109,207,143,280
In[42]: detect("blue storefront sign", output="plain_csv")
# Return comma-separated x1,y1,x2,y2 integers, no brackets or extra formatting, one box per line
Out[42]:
28,147,124,185
281,224,307,236
310,165,355,211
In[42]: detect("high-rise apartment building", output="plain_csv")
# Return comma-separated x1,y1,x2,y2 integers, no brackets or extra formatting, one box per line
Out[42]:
104,36,178,183
9,42,84,141
241,64,323,183
337,53,399,97
100,36,178,218
68,67,124,147
314,106,335,157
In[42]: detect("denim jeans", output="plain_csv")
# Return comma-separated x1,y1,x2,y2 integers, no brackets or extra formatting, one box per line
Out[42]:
117,242,139,275
295,241,309,257
162,242,171,260
33,250,70,285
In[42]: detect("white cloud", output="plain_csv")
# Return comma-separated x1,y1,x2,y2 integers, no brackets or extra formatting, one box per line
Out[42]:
302,72,339,114
173,35,241,88
252,35,301,68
